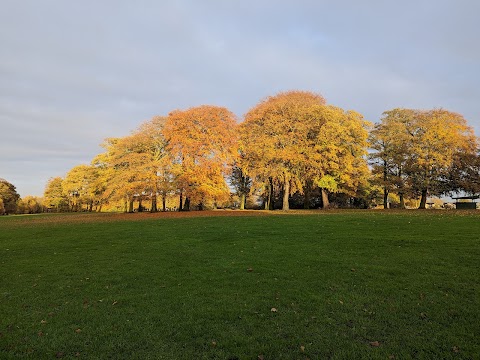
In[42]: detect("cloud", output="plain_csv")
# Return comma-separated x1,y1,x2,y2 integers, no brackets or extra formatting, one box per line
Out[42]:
1,0,479,196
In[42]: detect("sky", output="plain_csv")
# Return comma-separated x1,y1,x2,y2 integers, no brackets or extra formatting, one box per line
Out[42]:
1,0,479,197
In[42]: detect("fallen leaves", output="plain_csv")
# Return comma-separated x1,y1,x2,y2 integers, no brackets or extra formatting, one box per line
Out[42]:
369,341,380,347
74,328,82,334
247,267,253,272
270,307,277,313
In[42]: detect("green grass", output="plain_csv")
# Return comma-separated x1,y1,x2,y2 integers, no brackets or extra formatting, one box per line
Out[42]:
0,211,479,359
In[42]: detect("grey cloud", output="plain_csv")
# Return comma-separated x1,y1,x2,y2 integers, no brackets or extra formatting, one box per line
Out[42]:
1,0,479,196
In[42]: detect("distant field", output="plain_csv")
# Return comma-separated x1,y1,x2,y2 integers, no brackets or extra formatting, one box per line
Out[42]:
1,210,479,359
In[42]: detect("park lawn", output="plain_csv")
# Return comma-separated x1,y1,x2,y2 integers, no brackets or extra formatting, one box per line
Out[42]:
0,210,479,359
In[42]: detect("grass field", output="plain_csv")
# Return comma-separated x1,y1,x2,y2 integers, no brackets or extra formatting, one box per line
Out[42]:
1,210,479,359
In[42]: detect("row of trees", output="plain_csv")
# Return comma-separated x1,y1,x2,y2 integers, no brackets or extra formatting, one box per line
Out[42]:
41,90,478,212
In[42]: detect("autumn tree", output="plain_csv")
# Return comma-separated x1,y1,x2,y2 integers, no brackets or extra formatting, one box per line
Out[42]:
44,177,69,212
133,116,174,212
369,109,415,208
17,196,44,214
63,164,99,211
162,105,238,210
443,151,480,196
409,109,477,208
0,178,20,214
369,108,478,208
230,163,252,210
240,91,370,210
99,136,151,212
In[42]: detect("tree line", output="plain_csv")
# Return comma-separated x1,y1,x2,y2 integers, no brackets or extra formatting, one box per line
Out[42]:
2,90,478,214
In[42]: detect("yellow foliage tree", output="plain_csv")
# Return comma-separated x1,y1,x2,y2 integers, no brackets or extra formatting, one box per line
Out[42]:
240,91,370,210
370,108,478,209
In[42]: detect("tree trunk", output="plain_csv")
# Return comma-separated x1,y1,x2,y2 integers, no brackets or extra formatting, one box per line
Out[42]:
240,194,246,210
419,189,428,209
303,180,311,209
184,197,190,211
269,177,274,210
128,198,134,213
321,188,330,209
162,194,166,212
138,198,143,212
97,204,103,213
179,191,183,211
399,193,405,209
151,193,157,213
383,187,389,209
282,177,290,211
383,159,389,209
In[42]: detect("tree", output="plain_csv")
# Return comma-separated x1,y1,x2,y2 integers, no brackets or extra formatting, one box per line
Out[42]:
99,135,153,212
17,196,44,214
44,177,69,212
230,163,252,210
442,150,480,196
369,108,478,208
133,116,174,212
162,105,238,210
63,164,98,211
408,109,477,208
0,178,20,214
369,109,415,208
99,116,174,212
240,91,370,210
240,91,326,210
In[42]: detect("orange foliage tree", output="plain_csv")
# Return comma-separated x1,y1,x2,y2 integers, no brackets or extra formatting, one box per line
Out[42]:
162,105,238,210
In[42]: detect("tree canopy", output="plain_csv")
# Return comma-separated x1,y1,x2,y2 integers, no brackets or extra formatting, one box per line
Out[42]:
38,92,479,212
240,91,370,210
